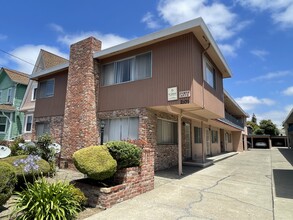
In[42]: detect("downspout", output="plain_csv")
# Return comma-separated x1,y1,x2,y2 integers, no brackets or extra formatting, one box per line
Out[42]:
201,43,211,163
201,43,211,109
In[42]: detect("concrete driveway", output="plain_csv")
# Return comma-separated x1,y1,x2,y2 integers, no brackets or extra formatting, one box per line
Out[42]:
86,148,293,220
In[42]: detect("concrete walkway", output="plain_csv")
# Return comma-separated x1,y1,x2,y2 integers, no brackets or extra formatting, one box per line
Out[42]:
85,148,293,220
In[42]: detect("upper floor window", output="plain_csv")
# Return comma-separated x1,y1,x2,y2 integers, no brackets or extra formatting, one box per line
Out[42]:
157,119,178,144
102,52,152,86
204,58,216,89
39,79,54,98
31,86,37,101
7,88,13,103
24,114,33,133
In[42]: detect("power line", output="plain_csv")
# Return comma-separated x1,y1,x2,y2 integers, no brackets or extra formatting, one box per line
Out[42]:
0,49,36,67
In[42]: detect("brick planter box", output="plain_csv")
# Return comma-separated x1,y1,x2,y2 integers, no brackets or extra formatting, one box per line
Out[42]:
71,143,155,209
73,166,154,209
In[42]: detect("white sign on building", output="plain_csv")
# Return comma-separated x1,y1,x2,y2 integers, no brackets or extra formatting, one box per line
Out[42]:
167,87,178,101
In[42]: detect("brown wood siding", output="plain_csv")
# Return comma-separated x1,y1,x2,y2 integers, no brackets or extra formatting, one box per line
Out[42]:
34,70,68,117
98,33,204,111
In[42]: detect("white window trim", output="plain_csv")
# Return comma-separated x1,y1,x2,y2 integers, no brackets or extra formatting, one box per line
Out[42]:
203,56,216,89
101,51,152,87
24,114,33,133
7,88,13,103
31,85,37,101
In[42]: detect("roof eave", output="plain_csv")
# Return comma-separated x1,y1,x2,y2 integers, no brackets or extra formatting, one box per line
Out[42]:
30,62,69,80
224,90,249,117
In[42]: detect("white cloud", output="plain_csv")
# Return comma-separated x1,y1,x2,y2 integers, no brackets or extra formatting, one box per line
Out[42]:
219,38,243,57
142,12,161,29
237,70,292,83
157,0,248,41
238,0,293,27
250,49,269,60
57,31,129,50
0,34,7,40
8,45,68,74
235,96,275,111
283,86,293,95
255,104,293,128
49,23,64,33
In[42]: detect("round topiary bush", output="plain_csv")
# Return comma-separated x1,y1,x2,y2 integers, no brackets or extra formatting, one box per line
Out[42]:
1,155,51,184
73,146,117,180
105,141,142,169
0,162,17,206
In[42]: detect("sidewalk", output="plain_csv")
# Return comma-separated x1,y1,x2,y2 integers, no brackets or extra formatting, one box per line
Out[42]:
271,147,293,220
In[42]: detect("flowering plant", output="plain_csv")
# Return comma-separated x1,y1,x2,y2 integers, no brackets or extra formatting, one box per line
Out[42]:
13,155,41,173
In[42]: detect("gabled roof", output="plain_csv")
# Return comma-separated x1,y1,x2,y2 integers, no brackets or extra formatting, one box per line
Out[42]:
32,17,232,80
1,68,29,85
32,49,68,75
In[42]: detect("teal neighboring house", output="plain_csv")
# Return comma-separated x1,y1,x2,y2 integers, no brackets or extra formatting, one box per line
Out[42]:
0,68,29,140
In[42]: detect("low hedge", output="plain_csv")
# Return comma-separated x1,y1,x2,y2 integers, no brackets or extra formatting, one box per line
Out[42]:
0,162,17,206
105,141,142,169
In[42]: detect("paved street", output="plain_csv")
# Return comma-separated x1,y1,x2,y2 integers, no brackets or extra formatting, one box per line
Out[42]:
86,148,293,220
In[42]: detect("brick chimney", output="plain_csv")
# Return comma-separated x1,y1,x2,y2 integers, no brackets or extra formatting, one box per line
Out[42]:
61,37,101,163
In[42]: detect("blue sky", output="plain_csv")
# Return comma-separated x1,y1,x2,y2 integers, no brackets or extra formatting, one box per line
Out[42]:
0,0,293,128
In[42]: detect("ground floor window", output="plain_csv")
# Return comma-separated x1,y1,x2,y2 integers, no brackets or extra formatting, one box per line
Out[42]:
194,127,202,143
36,122,50,137
157,119,178,144
24,114,33,133
228,133,232,143
211,130,218,143
102,117,139,142
0,116,7,133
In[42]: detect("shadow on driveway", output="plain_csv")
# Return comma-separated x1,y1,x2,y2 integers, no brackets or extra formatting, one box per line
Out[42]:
155,165,204,179
278,148,293,166
273,169,293,199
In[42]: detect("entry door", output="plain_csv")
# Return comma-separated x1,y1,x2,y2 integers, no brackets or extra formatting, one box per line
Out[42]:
224,132,228,152
205,128,211,156
184,123,192,160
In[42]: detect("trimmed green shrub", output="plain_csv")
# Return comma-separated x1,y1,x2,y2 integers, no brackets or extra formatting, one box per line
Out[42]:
106,141,142,169
0,162,17,206
1,155,50,184
71,186,87,207
9,136,26,156
12,178,81,220
73,146,117,180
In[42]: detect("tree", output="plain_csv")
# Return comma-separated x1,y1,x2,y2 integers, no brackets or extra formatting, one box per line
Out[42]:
259,119,279,136
247,121,259,134
251,113,257,124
